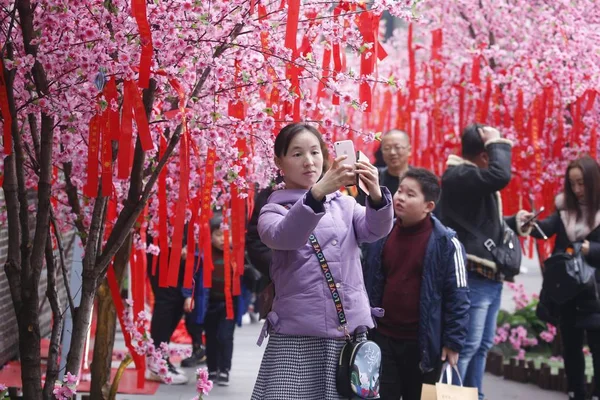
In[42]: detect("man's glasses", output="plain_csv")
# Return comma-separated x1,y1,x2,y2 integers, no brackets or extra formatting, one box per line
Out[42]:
382,145,410,154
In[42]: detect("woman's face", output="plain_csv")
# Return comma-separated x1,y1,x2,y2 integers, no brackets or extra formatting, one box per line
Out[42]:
569,166,585,201
275,131,324,190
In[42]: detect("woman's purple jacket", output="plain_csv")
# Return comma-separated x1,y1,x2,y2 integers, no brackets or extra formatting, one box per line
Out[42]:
257,188,393,342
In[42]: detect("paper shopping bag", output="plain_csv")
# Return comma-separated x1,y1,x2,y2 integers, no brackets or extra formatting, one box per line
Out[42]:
420,363,478,400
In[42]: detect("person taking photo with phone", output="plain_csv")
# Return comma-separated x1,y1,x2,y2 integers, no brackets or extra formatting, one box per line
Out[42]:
251,123,393,400
527,155,600,400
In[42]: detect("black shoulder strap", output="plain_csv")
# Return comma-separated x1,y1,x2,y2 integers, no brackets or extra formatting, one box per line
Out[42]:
307,234,349,331
443,206,498,251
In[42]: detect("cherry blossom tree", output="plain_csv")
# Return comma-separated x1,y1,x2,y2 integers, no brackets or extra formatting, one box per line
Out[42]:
0,0,418,398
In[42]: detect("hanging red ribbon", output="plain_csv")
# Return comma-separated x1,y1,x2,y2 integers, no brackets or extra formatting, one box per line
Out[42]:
100,112,112,197
131,0,153,88
167,132,190,288
201,149,217,288
184,197,200,289
158,133,170,288
284,0,300,53
125,80,153,151
103,78,121,140
0,60,12,155
222,209,234,320
118,81,134,179
84,115,101,197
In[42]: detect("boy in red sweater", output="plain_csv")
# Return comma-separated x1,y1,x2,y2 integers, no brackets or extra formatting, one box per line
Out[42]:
362,168,470,400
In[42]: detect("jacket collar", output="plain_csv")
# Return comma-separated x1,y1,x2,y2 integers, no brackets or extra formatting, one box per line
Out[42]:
446,154,478,168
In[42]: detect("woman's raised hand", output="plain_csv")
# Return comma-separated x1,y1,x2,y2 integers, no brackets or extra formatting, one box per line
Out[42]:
311,155,356,201
355,160,382,205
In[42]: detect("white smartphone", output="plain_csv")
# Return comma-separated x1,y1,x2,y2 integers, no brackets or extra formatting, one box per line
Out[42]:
334,140,357,166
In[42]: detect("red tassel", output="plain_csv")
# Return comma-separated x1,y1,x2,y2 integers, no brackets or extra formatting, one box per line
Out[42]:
167,132,190,288
126,80,153,151
222,214,234,320
132,0,153,88
284,0,300,53
100,112,112,197
84,115,101,197
158,134,170,288
0,59,12,155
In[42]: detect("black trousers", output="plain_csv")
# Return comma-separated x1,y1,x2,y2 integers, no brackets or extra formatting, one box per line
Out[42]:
148,263,203,348
372,330,439,400
204,301,235,372
561,323,600,399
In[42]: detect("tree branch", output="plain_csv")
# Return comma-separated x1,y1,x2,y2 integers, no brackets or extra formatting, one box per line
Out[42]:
50,207,76,314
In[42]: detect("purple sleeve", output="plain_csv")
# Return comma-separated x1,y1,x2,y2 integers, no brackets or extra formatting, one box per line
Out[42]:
352,187,394,244
258,194,325,250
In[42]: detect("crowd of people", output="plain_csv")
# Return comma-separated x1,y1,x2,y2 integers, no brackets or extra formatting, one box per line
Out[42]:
144,121,600,400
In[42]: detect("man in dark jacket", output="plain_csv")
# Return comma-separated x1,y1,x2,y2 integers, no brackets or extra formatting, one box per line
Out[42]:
363,168,470,400
437,124,530,400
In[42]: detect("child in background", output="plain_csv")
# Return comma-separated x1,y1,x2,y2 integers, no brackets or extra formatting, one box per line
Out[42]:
183,212,248,386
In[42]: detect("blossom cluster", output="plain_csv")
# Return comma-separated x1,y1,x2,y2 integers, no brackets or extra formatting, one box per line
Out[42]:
52,372,78,400
192,368,214,400
122,300,191,383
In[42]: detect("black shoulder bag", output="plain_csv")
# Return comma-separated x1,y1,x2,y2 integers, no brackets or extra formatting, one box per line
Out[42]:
541,242,595,305
444,208,522,278
308,233,382,400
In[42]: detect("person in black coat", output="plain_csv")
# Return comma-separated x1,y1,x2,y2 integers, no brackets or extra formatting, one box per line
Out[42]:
530,155,600,400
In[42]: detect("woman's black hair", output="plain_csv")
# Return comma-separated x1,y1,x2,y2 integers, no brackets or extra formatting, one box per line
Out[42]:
461,123,486,159
274,123,330,170
564,155,600,229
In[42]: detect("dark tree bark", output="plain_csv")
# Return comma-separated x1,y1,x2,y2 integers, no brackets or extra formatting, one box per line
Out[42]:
42,237,63,400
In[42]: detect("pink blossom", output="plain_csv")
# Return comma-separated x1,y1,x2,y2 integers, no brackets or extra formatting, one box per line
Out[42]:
195,367,214,397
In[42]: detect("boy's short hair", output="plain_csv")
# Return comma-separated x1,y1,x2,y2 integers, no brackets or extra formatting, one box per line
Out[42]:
401,168,441,203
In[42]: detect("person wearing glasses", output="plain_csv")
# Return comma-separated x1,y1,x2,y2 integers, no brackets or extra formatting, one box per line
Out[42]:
357,129,412,206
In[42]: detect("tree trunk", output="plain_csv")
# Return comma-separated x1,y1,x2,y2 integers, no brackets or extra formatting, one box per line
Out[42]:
17,292,42,399
89,235,132,400
65,276,98,376
42,238,63,400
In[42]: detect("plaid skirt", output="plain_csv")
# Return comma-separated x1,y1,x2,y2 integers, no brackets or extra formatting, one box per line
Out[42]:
251,332,365,400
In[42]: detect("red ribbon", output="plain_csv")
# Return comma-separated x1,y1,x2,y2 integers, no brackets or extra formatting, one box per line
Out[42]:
184,197,200,289
284,0,300,53
201,149,217,288
158,133,170,288
125,80,153,151
0,59,12,155
167,132,189,288
118,81,134,179
104,78,121,140
132,0,153,88
84,115,101,197
317,47,331,98
222,210,234,320
100,111,112,197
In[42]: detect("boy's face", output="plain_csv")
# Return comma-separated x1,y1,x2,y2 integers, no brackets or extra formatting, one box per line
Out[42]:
393,177,435,226
211,229,225,250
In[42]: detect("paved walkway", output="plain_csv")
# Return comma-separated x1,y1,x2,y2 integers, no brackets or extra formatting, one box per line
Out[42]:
115,322,564,400
114,255,566,399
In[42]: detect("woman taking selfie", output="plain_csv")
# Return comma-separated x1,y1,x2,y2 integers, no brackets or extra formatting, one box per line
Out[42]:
251,123,393,399
531,155,600,400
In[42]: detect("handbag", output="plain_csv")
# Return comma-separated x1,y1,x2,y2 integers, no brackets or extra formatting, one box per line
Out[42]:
421,363,477,400
307,233,381,400
541,242,595,305
444,208,522,277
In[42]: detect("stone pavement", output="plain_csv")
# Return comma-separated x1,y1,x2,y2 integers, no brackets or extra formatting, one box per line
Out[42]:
113,255,565,400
